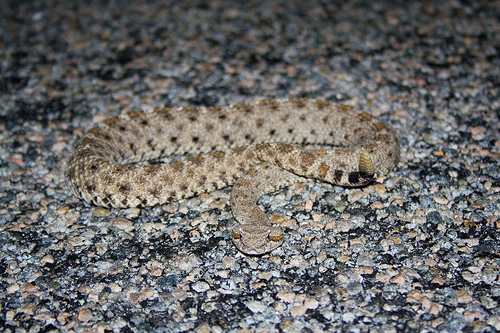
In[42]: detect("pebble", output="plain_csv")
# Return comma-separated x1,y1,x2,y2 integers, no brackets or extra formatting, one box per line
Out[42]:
78,309,93,323
346,282,364,296
277,290,296,303
110,217,134,230
347,190,365,203
40,254,55,264
290,305,307,317
7,283,20,293
192,281,210,293
245,301,266,313
457,288,474,304
92,207,111,217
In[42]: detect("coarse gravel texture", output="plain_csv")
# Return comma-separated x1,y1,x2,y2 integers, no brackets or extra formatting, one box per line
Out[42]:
1,0,499,332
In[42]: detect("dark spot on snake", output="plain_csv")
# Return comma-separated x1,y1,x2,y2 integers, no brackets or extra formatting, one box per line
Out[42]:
190,156,204,165
185,169,194,178
339,104,354,112
141,120,148,126
291,98,306,108
161,174,173,186
239,104,254,113
145,165,160,175
276,144,293,153
149,187,162,197
86,183,97,193
268,102,279,111
318,163,330,178
210,151,225,160
315,100,329,109
192,136,199,143
219,172,228,183
119,126,126,131
198,175,207,186
300,151,316,164
189,116,197,122
310,129,316,135
101,196,111,206
348,172,373,185
288,128,294,134
231,146,247,154
256,119,264,128
334,170,343,180
170,161,184,172
162,113,174,121
237,165,248,174
180,184,188,191
219,114,227,120
299,115,306,121
118,185,130,193
269,129,276,136
91,197,103,206
170,136,177,143
222,134,230,141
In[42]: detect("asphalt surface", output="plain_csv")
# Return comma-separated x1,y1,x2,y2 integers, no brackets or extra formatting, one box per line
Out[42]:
1,0,499,332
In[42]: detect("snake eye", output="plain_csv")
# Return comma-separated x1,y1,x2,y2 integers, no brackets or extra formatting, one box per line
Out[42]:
232,229,241,239
269,233,284,242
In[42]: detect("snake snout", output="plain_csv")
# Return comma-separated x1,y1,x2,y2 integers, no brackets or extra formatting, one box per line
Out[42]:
231,225,284,255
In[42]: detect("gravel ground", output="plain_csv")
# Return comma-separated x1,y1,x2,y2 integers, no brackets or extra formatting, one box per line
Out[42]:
1,0,499,332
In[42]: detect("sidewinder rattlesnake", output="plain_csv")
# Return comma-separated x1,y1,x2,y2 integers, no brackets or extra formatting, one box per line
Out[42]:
66,98,400,255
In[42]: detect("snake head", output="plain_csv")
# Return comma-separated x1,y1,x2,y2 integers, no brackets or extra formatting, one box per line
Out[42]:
231,224,284,255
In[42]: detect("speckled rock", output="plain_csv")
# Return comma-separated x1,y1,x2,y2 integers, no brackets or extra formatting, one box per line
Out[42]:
1,0,499,332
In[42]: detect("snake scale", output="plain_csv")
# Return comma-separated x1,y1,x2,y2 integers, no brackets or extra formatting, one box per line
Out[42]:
66,98,400,255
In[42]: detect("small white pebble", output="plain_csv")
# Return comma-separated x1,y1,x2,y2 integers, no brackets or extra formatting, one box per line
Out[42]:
191,281,210,293
245,300,266,313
